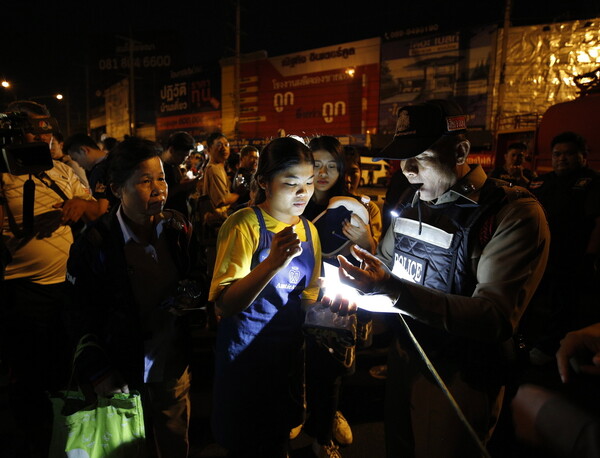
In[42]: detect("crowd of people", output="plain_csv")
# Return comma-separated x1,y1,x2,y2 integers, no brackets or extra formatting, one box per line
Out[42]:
0,97,598,458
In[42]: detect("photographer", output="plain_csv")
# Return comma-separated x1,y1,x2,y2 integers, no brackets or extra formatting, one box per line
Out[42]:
65,137,199,457
0,100,102,457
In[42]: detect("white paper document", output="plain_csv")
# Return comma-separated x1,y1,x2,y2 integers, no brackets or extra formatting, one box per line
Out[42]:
322,262,401,314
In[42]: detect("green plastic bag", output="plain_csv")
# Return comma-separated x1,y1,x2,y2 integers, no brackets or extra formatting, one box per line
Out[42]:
49,389,146,458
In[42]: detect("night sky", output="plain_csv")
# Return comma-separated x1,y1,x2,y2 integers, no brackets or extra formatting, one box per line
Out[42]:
2,0,598,127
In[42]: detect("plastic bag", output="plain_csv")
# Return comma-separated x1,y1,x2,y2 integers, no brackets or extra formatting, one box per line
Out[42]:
48,390,146,458
303,304,357,374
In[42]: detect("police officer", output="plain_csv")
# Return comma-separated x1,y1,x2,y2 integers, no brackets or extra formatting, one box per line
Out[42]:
334,99,550,457
525,131,600,362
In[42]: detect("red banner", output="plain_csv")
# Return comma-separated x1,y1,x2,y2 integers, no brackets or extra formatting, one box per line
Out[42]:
236,39,381,140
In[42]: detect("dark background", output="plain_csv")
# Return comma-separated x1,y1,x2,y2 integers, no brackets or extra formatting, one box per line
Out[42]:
2,0,599,133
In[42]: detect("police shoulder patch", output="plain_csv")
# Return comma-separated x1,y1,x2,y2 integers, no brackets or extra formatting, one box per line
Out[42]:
573,177,592,190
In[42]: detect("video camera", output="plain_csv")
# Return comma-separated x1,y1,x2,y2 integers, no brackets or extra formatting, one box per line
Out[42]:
0,111,53,176
1,111,57,238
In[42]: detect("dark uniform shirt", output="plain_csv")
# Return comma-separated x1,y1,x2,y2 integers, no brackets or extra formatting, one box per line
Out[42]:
529,167,600,275
523,167,600,352
89,156,119,210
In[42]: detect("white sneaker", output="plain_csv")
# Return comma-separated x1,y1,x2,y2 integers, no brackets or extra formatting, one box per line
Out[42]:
332,410,353,446
312,440,342,458
289,423,303,440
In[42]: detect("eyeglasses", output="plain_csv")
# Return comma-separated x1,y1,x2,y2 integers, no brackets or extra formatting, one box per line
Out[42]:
314,161,337,171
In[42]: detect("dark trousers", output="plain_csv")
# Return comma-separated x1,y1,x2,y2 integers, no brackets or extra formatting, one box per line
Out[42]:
304,339,343,444
0,279,73,458
144,367,192,458
385,338,504,458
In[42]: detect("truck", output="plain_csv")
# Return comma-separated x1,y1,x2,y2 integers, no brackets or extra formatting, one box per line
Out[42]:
533,91,600,173
496,68,600,175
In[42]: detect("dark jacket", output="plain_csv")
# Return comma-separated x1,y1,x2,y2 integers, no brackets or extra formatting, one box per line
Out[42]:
66,207,194,388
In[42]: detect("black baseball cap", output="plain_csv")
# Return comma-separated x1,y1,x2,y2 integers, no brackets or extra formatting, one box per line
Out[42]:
378,99,468,160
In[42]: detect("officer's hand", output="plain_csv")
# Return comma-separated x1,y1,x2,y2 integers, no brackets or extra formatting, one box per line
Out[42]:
266,225,302,270
556,322,600,383
337,245,391,294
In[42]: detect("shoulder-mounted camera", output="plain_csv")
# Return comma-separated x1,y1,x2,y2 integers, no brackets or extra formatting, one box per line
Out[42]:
0,111,54,176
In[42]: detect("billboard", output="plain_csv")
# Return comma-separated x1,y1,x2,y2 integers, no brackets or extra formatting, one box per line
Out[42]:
379,24,497,138
155,66,222,141
226,38,381,140
89,30,180,124
105,79,130,141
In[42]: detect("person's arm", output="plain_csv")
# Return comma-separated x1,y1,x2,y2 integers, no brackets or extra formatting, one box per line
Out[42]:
55,198,106,224
340,197,550,343
205,166,239,208
556,322,600,383
59,163,107,223
222,191,240,206
214,224,303,317
511,384,600,457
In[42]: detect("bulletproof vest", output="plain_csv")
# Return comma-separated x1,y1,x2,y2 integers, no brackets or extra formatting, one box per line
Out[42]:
392,179,517,357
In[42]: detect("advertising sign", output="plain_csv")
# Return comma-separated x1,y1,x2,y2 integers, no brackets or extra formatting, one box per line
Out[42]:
379,24,496,136
105,79,130,141
89,30,180,124
155,66,222,140
235,38,381,140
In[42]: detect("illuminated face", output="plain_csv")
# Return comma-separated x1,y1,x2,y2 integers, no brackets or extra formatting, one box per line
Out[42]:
552,142,585,176
504,148,525,168
401,146,458,201
261,162,314,224
114,157,168,223
313,150,340,193
209,136,230,164
240,149,260,172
